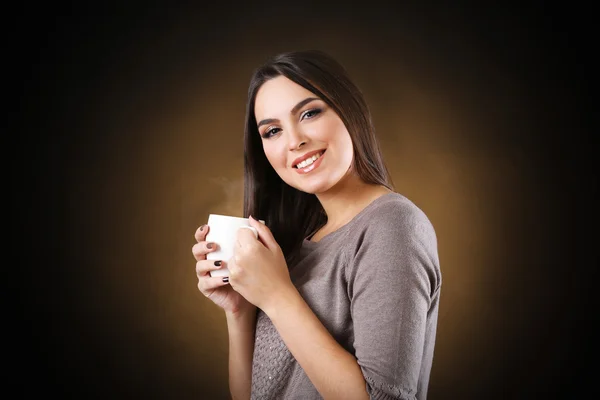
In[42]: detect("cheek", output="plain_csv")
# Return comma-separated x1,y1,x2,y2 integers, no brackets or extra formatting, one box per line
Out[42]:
336,130,355,168
263,144,286,170
338,139,353,164
329,121,353,153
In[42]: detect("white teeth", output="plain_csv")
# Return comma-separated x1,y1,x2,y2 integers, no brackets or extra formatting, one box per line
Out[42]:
296,153,322,169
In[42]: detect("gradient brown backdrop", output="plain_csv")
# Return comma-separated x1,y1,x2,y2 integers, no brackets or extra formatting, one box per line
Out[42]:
14,2,595,399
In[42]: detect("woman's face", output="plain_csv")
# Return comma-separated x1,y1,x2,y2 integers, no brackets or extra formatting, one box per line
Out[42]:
254,76,354,194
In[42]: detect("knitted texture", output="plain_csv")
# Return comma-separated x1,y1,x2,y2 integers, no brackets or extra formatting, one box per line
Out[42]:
251,310,295,400
249,193,441,400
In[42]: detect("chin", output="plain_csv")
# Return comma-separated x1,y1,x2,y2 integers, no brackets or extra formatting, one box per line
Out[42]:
279,170,345,195
293,180,337,195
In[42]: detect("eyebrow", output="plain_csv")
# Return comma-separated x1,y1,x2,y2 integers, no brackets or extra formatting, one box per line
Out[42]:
257,97,320,129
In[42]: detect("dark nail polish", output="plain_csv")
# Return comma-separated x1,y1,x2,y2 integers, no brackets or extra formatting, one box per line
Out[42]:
214,260,222,267
200,224,206,231
222,277,229,283
207,243,213,249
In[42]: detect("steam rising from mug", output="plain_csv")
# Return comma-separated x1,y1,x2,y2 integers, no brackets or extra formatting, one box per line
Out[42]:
210,177,244,217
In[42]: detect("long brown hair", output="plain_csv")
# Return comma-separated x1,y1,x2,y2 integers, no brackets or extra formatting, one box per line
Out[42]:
243,50,393,263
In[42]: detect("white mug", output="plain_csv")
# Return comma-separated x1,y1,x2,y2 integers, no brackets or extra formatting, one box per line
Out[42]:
205,214,262,277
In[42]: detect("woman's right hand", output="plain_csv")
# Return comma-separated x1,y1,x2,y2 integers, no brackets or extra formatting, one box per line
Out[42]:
193,224,254,315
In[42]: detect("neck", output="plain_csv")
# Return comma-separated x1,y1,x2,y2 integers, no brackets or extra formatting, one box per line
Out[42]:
315,172,392,229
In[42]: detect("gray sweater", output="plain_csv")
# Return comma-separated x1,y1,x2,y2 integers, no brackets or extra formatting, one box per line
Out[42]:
251,193,442,400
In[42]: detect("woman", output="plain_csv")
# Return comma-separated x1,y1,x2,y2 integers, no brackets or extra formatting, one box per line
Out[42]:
193,50,441,400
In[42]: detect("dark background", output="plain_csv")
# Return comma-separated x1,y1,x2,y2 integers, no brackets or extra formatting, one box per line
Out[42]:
13,1,595,399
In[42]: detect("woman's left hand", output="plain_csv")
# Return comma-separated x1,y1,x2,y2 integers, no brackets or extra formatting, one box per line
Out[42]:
227,215,295,312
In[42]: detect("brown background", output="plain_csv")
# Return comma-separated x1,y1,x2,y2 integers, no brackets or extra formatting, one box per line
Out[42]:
14,2,595,399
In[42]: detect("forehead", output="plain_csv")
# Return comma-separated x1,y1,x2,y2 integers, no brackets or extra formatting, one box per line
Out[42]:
254,76,317,119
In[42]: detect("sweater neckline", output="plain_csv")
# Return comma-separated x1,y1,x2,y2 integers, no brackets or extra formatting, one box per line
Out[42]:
302,192,397,248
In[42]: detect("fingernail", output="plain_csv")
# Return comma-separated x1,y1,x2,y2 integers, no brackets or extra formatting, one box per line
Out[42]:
207,243,213,249
214,260,222,267
222,277,229,283
199,224,206,231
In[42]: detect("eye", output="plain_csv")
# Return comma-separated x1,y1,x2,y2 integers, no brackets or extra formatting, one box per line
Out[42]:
301,108,322,120
261,127,282,139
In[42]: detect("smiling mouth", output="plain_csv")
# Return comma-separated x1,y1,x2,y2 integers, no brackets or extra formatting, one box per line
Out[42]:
293,150,325,169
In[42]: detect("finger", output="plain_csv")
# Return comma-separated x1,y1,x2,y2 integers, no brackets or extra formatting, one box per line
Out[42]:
227,254,240,277
194,224,210,242
198,275,232,295
192,241,219,261
236,226,260,247
196,259,226,276
248,215,278,250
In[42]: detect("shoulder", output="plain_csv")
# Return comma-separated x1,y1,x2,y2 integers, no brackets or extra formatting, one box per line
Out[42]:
344,192,441,293
354,192,437,245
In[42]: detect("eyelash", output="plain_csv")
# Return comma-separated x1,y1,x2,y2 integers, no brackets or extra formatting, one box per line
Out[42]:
302,108,322,120
261,127,281,139
261,108,323,139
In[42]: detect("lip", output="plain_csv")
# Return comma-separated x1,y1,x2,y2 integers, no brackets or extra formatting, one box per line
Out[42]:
295,152,325,175
291,149,326,169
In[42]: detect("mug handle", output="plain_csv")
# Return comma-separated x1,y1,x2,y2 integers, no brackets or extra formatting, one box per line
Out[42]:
238,226,258,239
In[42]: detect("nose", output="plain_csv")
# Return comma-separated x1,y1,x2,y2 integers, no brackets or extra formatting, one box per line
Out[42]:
287,126,308,151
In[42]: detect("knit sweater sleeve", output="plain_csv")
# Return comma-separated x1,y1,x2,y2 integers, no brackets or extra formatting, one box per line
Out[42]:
345,200,441,400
